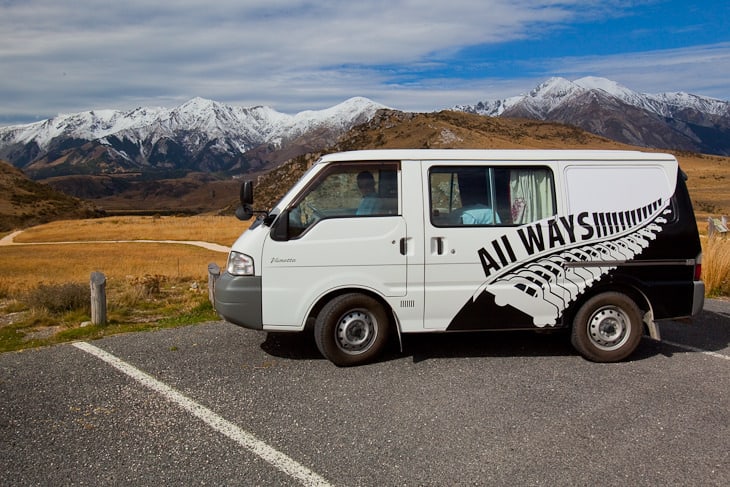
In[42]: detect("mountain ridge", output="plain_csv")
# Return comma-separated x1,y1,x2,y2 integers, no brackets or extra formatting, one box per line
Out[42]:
0,77,729,184
457,76,730,155
0,97,387,178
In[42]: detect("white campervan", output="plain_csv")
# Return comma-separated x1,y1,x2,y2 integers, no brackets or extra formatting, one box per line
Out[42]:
214,150,704,366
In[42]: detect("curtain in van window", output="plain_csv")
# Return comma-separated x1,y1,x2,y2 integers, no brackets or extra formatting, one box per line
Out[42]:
510,169,554,224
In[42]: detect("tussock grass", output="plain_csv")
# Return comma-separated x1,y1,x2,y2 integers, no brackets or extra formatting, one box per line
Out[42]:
702,235,730,297
0,241,226,352
0,216,246,352
0,274,220,352
0,243,225,289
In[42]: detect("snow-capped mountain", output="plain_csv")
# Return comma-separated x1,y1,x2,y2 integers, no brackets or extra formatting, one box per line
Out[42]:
2,77,729,181
0,97,386,177
458,77,730,156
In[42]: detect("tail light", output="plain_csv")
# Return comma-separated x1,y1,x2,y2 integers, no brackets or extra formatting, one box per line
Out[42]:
694,253,702,281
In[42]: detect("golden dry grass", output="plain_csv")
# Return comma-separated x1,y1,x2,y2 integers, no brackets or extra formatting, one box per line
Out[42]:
679,153,730,232
0,227,235,352
0,153,728,299
701,235,730,296
13,215,248,246
0,242,227,292
1,215,256,298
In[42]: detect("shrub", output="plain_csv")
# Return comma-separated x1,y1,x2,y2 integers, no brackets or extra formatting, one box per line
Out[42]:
24,282,90,314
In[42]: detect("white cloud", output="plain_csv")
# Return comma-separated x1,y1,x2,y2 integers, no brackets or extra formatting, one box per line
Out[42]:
545,42,730,99
0,0,727,124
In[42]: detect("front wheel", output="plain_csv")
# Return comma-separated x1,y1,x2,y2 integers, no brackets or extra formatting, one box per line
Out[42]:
314,293,390,366
571,292,643,362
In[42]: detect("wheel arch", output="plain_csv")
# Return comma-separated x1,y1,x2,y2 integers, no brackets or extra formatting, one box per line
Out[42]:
564,278,653,333
305,287,398,332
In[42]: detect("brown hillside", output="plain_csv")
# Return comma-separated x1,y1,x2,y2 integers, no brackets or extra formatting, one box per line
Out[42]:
0,159,102,232
337,110,627,151
249,110,730,226
42,172,242,215
14,110,727,225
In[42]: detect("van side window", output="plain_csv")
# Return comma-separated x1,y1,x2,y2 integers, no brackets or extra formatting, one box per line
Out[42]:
429,166,555,227
287,162,400,238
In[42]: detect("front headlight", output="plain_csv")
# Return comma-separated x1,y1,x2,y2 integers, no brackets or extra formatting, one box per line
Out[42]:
226,251,255,276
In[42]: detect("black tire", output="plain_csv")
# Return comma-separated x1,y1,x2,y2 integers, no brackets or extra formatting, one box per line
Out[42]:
571,292,643,362
314,293,390,366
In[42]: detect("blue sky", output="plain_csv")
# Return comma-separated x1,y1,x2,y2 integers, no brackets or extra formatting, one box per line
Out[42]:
1,0,728,125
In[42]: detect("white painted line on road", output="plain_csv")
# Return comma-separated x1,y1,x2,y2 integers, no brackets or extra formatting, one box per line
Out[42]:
661,340,730,361
72,341,332,487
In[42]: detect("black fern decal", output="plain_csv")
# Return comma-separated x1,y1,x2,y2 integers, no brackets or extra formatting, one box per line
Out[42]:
474,202,670,327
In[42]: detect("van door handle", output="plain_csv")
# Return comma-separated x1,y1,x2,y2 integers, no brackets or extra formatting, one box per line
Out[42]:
432,237,444,255
400,237,407,255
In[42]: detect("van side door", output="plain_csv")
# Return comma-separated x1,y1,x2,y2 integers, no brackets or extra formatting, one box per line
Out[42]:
423,162,562,330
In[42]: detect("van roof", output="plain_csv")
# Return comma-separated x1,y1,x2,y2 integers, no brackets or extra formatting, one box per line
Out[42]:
319,149,677,163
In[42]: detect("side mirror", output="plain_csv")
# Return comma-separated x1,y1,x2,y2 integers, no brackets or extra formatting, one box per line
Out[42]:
235,180,254,221
241,180,253,205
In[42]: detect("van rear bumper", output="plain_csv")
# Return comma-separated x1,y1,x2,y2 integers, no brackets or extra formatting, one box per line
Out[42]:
213,272,263,330
692,280,705,316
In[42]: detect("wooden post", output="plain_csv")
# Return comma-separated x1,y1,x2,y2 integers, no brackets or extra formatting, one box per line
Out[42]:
708,216,728,238
208,263,221,306
90,271,107,326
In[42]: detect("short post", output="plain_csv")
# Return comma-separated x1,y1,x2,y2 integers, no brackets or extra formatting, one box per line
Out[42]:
708,216,728,238
208,263,221,306
90,271,107,326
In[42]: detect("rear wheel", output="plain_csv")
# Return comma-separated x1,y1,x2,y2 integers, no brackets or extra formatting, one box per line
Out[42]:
314,293,390,366
571,292,643,362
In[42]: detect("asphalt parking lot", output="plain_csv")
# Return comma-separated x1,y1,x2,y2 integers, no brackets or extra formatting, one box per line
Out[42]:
1,300,728,486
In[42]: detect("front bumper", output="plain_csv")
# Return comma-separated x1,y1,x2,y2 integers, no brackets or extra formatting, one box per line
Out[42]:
213,272,263,330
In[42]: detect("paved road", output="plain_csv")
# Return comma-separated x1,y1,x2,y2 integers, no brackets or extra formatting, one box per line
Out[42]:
1,301,728,486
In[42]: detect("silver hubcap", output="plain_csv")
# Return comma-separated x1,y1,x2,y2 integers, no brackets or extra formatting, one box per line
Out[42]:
335,308,377,355
588,305,631,351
